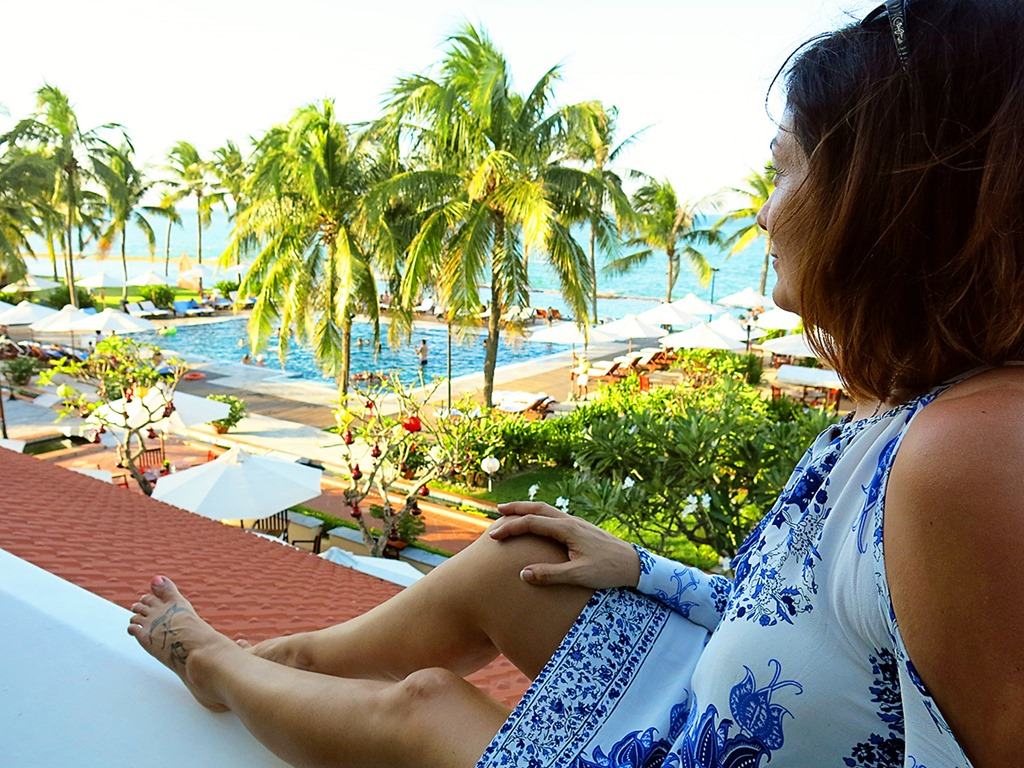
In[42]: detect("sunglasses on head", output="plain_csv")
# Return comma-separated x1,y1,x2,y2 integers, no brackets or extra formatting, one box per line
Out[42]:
861,0,916,69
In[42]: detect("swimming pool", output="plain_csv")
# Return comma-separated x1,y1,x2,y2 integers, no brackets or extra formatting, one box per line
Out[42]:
138,318,568,384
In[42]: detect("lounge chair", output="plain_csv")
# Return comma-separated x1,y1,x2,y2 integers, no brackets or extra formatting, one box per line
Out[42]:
138,300,172,318
413,298,435,314
494,391,555,420
550,308,564,321
229,291,256,309
612,353,644,376
209,293,232,310
173,299,214,317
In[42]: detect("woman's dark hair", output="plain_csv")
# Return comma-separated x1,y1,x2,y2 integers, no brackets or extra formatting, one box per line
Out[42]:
779,0,1024,403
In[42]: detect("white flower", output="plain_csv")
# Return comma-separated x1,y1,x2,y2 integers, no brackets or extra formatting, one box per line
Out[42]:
528,483,540,501
627,424,638,435
701,493,712,508
555,496,570,512
572,460,580,469
682,494,699,519
621,476,636,490
718,555,732,571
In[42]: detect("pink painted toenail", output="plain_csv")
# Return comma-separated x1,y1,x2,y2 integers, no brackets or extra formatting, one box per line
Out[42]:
152,576,165,587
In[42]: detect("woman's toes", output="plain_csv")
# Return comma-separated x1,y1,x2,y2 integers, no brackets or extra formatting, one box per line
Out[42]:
236,638,253,649
140,593,157,606
150,575,179,600
129,612,146,627
131,602,150,615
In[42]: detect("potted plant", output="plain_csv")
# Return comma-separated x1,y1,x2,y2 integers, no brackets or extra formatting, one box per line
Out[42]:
207,394,248,434
2,356,37,388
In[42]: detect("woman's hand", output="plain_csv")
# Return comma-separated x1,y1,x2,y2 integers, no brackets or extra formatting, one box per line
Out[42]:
488,501,642,590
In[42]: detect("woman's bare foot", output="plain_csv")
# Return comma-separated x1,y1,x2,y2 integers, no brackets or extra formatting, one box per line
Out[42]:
127,575,232,712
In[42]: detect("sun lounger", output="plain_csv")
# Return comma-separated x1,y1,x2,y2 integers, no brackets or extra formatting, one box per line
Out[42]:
229,291,256,309
494,391,555,420
138,300,172,318
414,298,435,314
572,359,621,382
209,294,232,310
173,299,214,318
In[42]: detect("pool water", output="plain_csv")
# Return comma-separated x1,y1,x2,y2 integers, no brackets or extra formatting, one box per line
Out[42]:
138,318,568,385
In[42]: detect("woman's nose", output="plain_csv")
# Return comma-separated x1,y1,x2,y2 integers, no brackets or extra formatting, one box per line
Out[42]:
756,200,770,232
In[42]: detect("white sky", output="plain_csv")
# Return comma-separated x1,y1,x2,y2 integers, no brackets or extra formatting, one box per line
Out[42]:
1,0,877,205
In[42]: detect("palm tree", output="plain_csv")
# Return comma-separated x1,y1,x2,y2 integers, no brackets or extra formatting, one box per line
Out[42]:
0,147,52,285
228,101,378,395
564,104,638,323
211,140,255,266
378,25,598,407
164,141,223,273
149,193,182,275
2,86,123,306
607,178,720,302
95,144,157,301
715,165,776,295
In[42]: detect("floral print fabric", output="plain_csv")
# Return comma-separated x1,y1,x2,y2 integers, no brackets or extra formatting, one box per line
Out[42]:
476,368,1010,768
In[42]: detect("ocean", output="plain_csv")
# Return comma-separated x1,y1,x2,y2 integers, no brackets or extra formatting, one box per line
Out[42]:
25,208,776,321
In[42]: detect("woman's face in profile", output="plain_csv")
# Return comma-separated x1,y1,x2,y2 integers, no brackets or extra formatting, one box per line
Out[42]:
758,116,808,314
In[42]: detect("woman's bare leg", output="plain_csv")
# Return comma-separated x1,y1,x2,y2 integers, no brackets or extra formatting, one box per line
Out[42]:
253,532,595,681
129,576,510,768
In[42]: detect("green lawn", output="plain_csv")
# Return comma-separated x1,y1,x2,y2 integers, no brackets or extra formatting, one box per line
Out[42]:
93,287,200,311
433,466,573,506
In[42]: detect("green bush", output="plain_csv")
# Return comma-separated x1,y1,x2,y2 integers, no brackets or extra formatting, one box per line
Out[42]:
207,394,248,432
2,356,37,386
138,284,175,309
34,285,95,309
215,279,239,296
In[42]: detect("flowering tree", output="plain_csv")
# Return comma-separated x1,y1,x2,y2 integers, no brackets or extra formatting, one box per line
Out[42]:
334,377,451,557
40,336,185,495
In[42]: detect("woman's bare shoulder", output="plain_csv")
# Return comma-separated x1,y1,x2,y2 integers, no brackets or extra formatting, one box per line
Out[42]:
884,367,1024,765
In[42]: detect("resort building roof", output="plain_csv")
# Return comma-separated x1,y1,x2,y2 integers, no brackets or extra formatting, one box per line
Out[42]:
0,447,529,763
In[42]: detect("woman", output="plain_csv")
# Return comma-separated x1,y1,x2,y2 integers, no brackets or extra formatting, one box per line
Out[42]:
128,2,1024,766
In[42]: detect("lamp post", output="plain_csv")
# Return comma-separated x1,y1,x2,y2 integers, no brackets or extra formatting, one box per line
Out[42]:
481,455,500,492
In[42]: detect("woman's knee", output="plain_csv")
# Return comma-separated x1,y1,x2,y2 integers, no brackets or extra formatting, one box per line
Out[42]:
466,529,569,575
378,667,472,722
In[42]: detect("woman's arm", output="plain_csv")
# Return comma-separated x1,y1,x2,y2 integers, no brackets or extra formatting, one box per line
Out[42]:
633,545,732,632
885,381,1024,767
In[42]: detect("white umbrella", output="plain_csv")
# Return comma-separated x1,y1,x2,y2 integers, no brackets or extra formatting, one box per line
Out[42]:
756,308,802,331
673,293,725,318
29,305,92,333
177,265,217,287
761,333,817,358
71,308,155,334
0,274,60,293
127,270,171,287
0,300,57,326
152,447,322,521
78,270,127,289
218,264,250,279
708,314,766,342
320,547,423,587
92,387,230,433
528,322,615,345
717,287,774,310
661,323,746,351
636,303,700,328
597,314,668,341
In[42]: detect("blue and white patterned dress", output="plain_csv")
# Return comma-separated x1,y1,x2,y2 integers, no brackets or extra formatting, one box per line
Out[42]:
475,366,1015,768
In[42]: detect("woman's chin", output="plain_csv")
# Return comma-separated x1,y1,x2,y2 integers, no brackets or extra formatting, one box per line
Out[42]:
771,282,799,314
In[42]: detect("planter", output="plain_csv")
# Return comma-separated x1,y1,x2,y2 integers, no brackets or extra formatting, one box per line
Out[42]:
213,424,230,435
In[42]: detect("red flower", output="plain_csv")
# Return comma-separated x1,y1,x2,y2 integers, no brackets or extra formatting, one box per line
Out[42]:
402,416,422,433
418,485,429,497
351,506,362,519
365,400,375,411
351,464,363,480
343,429,354,446
370,445,381,458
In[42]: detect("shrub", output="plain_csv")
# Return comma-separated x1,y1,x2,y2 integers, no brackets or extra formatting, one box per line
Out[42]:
138,284,175,309
214,279,239,297
2,356,37,386
35,285,95,309
207,394,248,432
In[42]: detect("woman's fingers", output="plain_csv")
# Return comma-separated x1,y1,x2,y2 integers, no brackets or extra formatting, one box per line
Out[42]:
519,560,579,586
497,501,565,518
489,513,570,543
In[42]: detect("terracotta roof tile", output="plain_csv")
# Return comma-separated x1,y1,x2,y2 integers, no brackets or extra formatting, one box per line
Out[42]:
0,449,529,707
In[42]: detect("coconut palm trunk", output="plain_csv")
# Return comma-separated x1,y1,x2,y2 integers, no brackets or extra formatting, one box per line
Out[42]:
482,216,504,408
589,217,599,322
164,218,173,275
759,234,773,296
120,223,129,303
340,315,353,398
64,181,78,307
666,246,675,303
